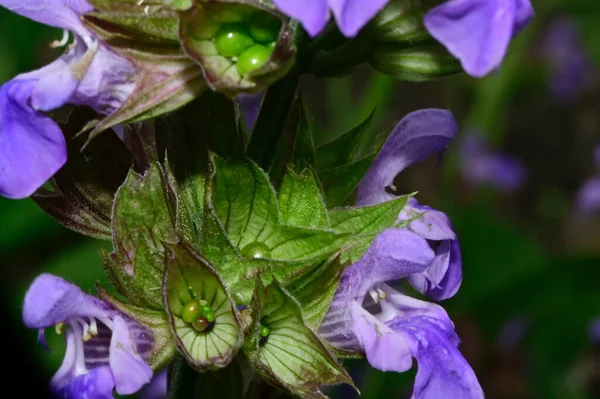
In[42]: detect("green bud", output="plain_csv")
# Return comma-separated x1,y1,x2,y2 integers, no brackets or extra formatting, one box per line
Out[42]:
368,0,434,46
204,311,216,323
240,242,271,259
369,44,462,81
236,44,272,75
215,23,255,57
259,324,270,338
178,2,295,95
192,317,213,332
182,299,202,323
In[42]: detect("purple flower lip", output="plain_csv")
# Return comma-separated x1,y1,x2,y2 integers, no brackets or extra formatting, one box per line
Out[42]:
0,0,136,199
271,0,391,37
23,274,154,397
320,108,483,397
424,0,534,77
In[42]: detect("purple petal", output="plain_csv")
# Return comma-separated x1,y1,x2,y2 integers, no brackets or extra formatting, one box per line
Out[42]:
271,0,330,37
350,303,413,372
328,0,391,37
574,177,600,215
400,199,457,241
409,239,462,300
53,366,116,399
109,316,153,395
342,229,435,300
0,80,67,199
22,273,109,329
387,316,484,399
356,109,458,206
0,0,94,36
140,370,168,399
424,0,533,77
319,230,434,350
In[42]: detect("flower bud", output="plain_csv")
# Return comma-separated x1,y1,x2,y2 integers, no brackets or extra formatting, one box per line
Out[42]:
369,43,461,81
178,1,296,96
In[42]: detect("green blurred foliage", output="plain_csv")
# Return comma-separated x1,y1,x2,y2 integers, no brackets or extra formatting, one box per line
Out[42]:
3,0,600,398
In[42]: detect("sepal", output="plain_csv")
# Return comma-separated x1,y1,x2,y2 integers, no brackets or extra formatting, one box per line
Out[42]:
33,110,132,239
243,282,355,398
103,163,179,309
162,242,244,371
178,1,296,95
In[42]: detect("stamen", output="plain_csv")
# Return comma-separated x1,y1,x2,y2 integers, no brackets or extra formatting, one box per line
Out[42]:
55,322,64,335
50,30,70,48
377,288,387,300
369,288,380,305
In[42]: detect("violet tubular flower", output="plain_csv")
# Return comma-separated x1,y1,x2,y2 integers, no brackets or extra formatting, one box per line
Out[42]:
459,132,526,192
271,0,390,37
319,230,483,398
0,0,136,199
357,109,463,300
23,274,154,398
424,0,534,77
320,109,483,398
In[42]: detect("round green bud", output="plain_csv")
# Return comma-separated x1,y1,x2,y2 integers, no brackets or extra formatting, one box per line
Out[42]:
236,44,272,75
182,299,202,323
192,317,211,332
204,311,215,323
201,305,212,314
240,241,271,259
247,12,280,43
215,23,254,58
260,325,270,338
267,41,276,50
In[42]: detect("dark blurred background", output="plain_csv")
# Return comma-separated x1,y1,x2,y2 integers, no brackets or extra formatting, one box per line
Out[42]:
3,1,600,398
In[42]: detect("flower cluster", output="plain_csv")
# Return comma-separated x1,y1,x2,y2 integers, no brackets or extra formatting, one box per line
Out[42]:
3,0,540,398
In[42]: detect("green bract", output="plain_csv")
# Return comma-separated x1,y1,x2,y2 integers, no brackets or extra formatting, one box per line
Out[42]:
41,94,418,397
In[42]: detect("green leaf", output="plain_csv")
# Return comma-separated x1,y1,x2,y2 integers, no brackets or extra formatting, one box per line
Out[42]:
278,169,329,229
163,243,243,371
104,163,178,309
244,283,354,398
318,155,375,207
212,157,349,262
329,194,412,235
315,109,375,173
286,256,345,329
156,92,245,248
289,96,316,172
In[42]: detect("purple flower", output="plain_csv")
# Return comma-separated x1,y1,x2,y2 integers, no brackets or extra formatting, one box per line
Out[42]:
541,18,593,102
574,145,600,215
589,316,600,344
424,0,534,77
319,230,483,398
271,0,390,37
23,274,154,398
0,0,136,199
357,109,462,301
459,133,526,192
